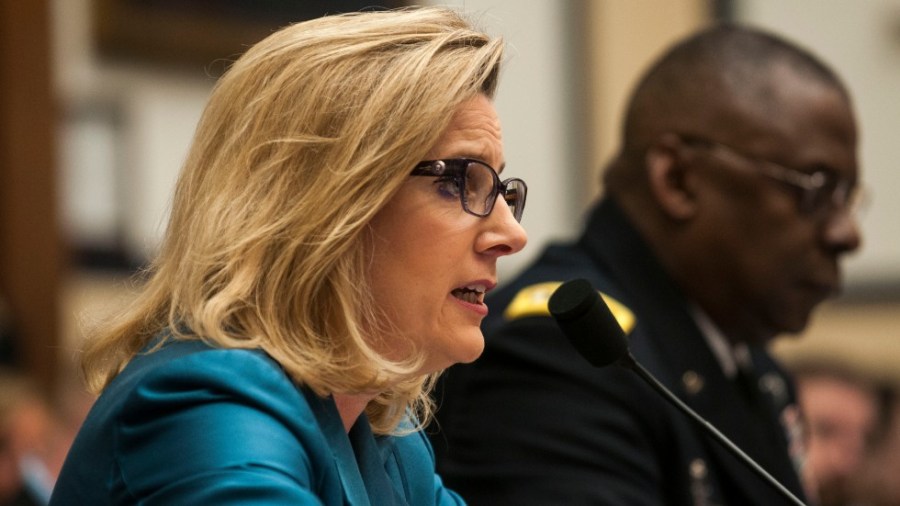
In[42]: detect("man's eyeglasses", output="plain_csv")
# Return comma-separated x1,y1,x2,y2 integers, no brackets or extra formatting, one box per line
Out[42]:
679,135,865,219
411,158,527,222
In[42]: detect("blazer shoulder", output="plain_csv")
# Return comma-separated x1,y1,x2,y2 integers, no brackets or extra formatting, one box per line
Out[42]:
121,344,322,431
113,345,334,501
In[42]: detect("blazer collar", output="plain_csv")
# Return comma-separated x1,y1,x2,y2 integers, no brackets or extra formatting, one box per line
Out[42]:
302,390,403,505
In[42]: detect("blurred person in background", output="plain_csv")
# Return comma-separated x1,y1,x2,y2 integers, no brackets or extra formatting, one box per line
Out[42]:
850,394,900,506
791,363,890,506
0,370,74,506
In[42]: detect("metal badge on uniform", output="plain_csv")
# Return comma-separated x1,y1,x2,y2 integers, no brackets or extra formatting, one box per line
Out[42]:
759,372,788,408
688,458,717,506
682,370,705,396
779,404,806,477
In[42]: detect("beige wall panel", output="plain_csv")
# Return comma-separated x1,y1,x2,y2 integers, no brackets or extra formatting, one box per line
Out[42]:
582,0,709,201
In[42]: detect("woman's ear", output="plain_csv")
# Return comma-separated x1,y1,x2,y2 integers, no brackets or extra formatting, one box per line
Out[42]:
645,134,698,221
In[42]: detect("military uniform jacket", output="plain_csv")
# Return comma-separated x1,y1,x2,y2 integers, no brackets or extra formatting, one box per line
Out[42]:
432,197,807,506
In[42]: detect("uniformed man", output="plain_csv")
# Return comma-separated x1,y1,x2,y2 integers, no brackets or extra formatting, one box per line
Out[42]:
431,23,862,505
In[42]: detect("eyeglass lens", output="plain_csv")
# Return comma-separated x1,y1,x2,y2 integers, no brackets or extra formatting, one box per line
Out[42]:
681,136,860,219
411,159,527,222
502,179,527,222
463,161,526,222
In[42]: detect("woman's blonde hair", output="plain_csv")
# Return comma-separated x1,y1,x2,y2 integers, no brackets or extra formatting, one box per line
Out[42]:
81,6,504,434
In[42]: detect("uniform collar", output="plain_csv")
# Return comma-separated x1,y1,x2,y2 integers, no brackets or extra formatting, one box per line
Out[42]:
689,304,751,379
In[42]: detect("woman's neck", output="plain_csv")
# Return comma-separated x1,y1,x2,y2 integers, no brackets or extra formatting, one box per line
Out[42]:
332,393,376,432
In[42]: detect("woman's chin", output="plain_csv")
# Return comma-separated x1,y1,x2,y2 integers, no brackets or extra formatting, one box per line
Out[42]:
422,333,485,374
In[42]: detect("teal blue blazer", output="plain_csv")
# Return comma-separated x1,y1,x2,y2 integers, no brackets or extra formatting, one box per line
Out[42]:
50,339,464,505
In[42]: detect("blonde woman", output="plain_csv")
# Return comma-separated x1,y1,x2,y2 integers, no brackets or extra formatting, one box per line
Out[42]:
50,7,527,504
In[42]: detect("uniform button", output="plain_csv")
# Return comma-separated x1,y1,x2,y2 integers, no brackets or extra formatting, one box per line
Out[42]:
682,370,704,395
689,458,707,479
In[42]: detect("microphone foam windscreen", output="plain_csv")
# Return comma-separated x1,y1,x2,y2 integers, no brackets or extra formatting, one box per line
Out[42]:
548,279,628,367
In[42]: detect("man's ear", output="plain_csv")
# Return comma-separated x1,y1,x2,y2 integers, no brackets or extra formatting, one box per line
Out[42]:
645,134,698,220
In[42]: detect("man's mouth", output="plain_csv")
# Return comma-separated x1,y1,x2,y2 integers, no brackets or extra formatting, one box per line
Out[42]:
452,284,487,304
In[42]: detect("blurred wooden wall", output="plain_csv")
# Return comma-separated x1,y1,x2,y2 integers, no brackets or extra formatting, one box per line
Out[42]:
0,0,64,392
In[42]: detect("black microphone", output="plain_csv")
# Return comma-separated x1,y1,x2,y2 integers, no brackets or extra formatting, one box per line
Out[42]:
548,278,806,506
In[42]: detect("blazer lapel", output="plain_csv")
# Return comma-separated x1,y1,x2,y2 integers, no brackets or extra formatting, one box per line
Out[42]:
347,419,405,505
303,390,372,506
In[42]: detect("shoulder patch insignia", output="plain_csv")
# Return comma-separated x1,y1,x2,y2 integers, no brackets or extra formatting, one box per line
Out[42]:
503,281,636,334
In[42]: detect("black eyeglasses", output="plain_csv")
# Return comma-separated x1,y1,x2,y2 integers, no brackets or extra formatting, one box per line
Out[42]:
410,158,527,222
679,135,865,219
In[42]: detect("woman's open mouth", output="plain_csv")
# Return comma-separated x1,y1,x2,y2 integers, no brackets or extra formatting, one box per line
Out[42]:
451,284,487,304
